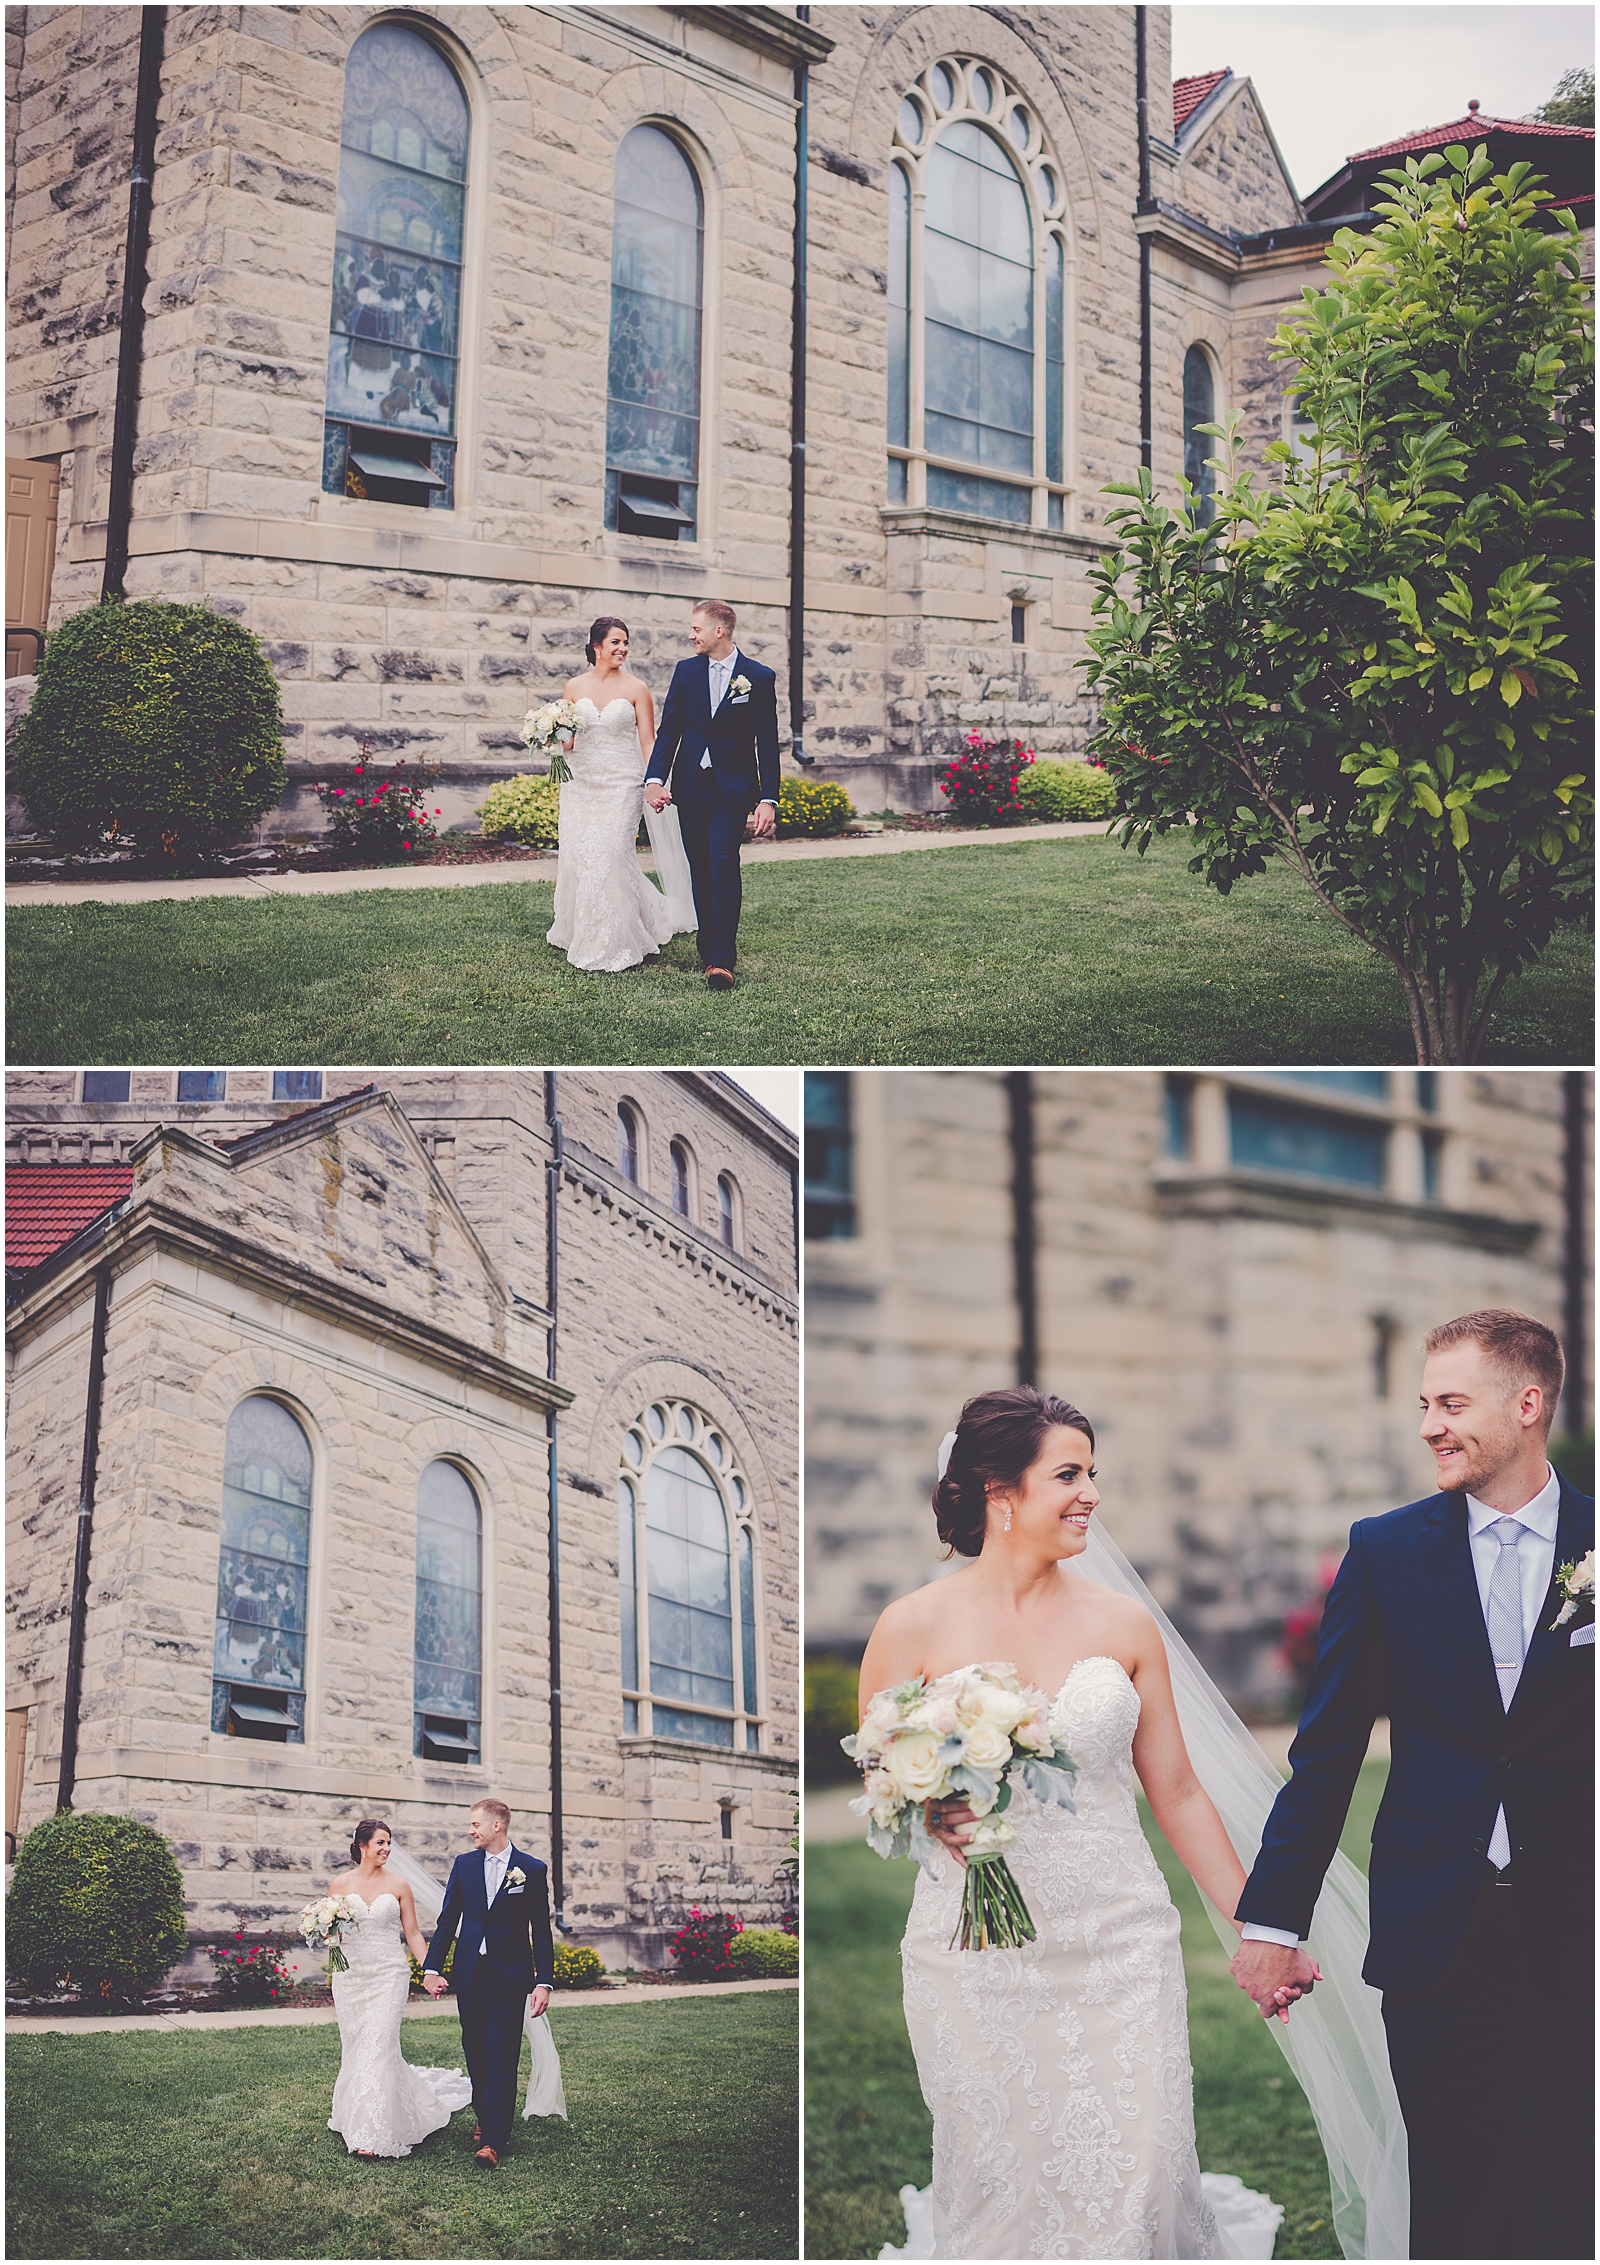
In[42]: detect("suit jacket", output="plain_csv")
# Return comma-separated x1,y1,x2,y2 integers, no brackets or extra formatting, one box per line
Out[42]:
1236,1477,1594,1994
645,649,780,810
422,1842,555,1992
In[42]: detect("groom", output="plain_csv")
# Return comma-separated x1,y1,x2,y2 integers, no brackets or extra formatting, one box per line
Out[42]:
421,1798,554,2167
1232,1310,1593,2261
643,598,779,991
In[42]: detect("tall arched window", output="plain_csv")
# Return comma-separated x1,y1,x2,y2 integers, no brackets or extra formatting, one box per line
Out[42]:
212,1399,312,1743
322,23,469,509
1183,346,1217,526
618,1402,760,1747
670,1138,691,1217
618,1104,640,1183
606,126,704,542
414,1461,482,1763
717,1173,736,1250
889,61,1071,527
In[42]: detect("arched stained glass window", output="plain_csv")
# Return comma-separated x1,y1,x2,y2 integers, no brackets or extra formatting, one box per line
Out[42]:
606,126,704,542
887,163,911,501
414,1461,482,1763
618,1105,640,1183
1183,346,1217,526
322,23,469,510
212,1399,312,1742
618,1402,760,1748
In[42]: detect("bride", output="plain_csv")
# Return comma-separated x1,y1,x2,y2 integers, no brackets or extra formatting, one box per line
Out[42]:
325,1819,474,2158
324,1819,566,2159
861,1387,1315,2262
546,616,696,972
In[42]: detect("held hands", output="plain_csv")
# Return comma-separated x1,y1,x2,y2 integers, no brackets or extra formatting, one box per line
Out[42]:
529,1984,552,2021
644,781,671,813
1229,1938,1323,2025
420,1970,448,1998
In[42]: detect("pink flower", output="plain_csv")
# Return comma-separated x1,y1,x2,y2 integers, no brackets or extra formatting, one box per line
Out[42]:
332,788,344,797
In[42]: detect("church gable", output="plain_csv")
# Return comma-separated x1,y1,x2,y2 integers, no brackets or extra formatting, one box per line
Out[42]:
1174,72,1302,237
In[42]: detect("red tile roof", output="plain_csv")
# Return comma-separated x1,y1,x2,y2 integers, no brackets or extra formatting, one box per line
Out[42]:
1354,109,1595,160
1174,68,1230,135
6,1164,133,1276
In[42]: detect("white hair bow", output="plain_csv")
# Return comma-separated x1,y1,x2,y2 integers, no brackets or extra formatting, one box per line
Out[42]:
936,1429,958,1481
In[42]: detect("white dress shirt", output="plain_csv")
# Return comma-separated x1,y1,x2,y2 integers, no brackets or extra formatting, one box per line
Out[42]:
1242,1466,1560,1945
478,1841,510,1952
702,649,736,768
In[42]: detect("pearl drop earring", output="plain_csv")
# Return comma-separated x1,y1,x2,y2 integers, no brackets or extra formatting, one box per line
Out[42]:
1003,1503,1013,1533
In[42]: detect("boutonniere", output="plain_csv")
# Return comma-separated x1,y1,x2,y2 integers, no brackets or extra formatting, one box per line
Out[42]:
1550,1549,1594,1630
730,674,751,697
505,1865,526,1888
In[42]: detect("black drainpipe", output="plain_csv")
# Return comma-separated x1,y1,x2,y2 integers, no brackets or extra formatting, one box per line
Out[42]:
1563,1071,1590,1434
788,9,813,764
1135,5,1153,475
1006,1074,1039,1389
57,1264,112,1812
542,1073,567,1931
102,4,166,601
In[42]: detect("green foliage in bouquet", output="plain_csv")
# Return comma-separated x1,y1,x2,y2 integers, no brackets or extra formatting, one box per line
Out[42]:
728,1927,799,1978
1015,758,1119,822
313,749,441,859
5,1811,188,2004
209,1933,294,2006
777,778,854,837
477,773,563,846
667,1907,742,1980
1083,146,1593,1065
10,597,286,862
553,1941,607,1989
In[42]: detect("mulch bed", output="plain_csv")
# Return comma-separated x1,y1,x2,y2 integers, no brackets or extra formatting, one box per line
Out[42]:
4,840,553,885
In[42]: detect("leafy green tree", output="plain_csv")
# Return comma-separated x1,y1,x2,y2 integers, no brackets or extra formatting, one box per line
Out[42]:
1532,67,1594,126
5,1811,188,2003
1083,148,1592,1063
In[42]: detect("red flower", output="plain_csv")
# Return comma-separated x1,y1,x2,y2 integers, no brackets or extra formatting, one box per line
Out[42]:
332,788,344,797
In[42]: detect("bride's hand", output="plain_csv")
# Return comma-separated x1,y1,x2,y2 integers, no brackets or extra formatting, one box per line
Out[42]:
925,1797,977,1869
644,782,671,812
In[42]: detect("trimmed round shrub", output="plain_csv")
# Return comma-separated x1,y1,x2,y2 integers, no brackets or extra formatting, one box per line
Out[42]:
10,597,286,860
478,772,561,845
1016,758,1119,822
776,777,854,837
667,1907,742,1980
728,1927,798,1978
553,1941,607,1989
5,1810,188,2004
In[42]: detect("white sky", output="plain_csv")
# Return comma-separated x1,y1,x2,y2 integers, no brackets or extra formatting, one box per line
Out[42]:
726,1069,800,1133
1170,4,1595,199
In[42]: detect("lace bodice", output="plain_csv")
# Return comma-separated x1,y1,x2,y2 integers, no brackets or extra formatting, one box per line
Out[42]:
899,1657,1224,2259
572,695,646,782
341,1890,408,1973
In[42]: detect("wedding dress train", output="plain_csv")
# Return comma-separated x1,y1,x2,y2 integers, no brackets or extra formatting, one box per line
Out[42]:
886,1657,1283,2261
327,1893,473,2157
546,696,694,970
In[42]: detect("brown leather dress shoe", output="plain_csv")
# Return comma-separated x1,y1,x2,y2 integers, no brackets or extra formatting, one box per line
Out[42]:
474,2144,499,2169
706,968,734,991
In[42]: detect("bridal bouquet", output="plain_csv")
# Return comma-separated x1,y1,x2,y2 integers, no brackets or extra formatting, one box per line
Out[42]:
298,1892,362,1975
521,699,582,784
842,1662,1077,1952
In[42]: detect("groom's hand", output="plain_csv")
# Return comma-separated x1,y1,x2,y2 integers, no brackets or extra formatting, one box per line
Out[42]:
750,800,776,840
1229,1940,1322,2024
644,781,671,812
529,1985,552,2020
421,1970,448,1997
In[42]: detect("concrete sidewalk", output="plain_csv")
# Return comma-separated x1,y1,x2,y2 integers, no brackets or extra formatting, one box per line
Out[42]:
5,820,1110,910
5,1973,796,2036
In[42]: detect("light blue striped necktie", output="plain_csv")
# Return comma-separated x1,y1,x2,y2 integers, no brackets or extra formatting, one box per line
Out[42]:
1486,1517,1526,1678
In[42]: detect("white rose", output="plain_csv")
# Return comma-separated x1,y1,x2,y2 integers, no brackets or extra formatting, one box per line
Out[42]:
960,1718,1012,1770
881,1728,949,1804
962,1813,1017,1856
1013,1709,1053,1751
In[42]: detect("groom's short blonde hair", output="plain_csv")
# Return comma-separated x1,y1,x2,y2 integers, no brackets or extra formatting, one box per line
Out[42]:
472,1797,511,1830
1422,1310,1564,1430
693,598,736,634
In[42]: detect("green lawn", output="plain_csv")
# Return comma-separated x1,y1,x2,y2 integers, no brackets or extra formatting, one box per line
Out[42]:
805,1760,1389,2262
6,835,1589,1065
5,1993,796,2260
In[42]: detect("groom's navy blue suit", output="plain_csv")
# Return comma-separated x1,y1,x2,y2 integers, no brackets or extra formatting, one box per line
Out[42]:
1238,1477,1594,2259
645,649,779,971
424,1844,554,2155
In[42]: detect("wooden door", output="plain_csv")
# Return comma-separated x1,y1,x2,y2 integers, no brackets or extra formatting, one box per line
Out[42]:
6,458,60,677
5,1708,28,1857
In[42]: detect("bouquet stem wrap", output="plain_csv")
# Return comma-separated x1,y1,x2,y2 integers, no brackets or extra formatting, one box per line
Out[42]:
955,1851,1038,1952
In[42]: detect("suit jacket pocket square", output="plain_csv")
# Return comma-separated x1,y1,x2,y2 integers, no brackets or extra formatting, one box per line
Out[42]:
1571,1623,1595,1646
729,693,750,704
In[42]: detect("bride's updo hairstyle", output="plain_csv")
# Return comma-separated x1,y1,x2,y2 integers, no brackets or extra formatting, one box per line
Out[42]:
933,1385,1095,1558
585,614,629,666
350,1817,391,1866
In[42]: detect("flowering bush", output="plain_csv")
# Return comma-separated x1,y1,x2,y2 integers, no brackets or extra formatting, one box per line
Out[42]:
776,778,854,837
477,773,562,846
934,732,1035,825
312,747,442,859
552,1941,607,1989
667,1908,743,1980
209,1933,294,2006
407,1936,455,1993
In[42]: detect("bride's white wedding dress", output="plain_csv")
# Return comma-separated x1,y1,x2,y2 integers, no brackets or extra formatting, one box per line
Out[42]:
327,1893,473,2157
886,1658,1283,2262
546,696,696,971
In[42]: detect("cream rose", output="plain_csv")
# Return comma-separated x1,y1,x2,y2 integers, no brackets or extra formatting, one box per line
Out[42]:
962,1812,1017,1856
881,1728,948,1803
959,1717,1013,1770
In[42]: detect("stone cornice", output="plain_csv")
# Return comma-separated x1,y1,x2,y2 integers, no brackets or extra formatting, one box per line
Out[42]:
1153,1170,1542,1254
878,506,1114,560
558,1139,799,1324
680,4,834,66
